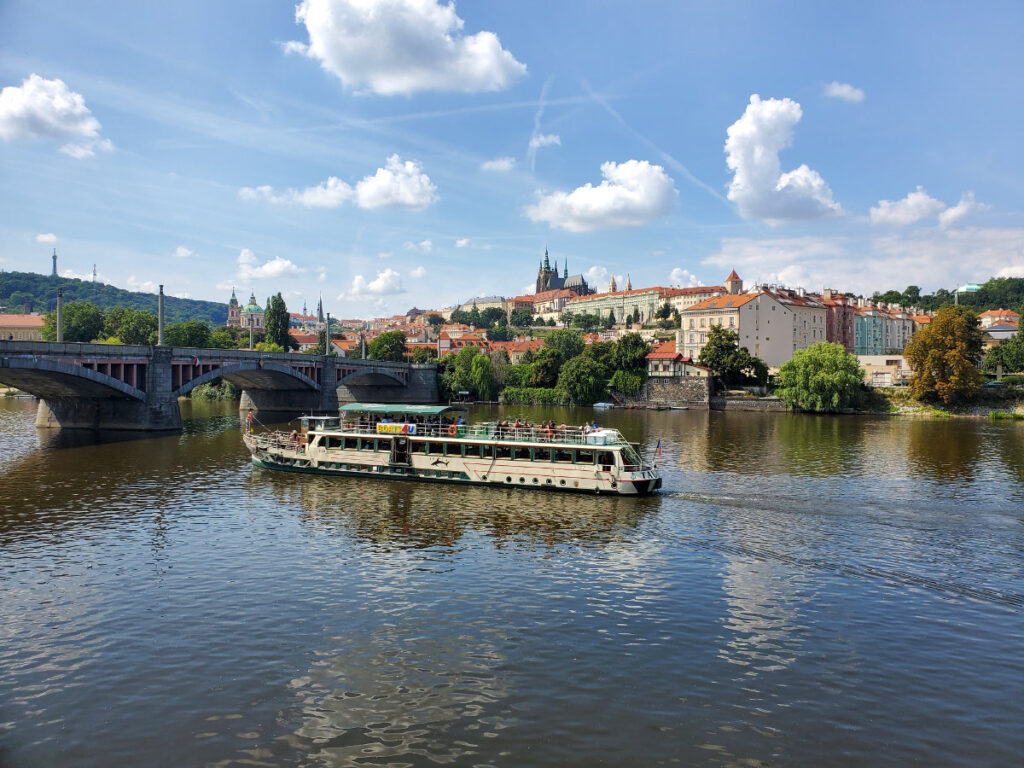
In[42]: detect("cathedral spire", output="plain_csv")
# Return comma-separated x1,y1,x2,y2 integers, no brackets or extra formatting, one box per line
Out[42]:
543,246,550,271
624,274,632,291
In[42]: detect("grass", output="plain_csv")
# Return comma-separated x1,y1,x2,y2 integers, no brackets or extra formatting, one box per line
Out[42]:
989,410,1024,421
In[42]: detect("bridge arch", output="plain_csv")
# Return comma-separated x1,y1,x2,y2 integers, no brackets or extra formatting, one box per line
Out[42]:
337,367,407,387
174,360,320,398
0,357,145,401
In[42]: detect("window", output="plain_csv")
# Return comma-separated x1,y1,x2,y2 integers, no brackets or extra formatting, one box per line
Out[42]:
689,319,695,329
554,449,574,463
513,447,531,461
495,445,512,459
358,438,376,451
344,437,358,450
576,449,594,464
729,317,734,327
427,442,444,455
411,441,425,453
598,451,614,468
700,318,706,327
689,333,695,343
481,444,494,459
534,447,551,462
327,436,343,449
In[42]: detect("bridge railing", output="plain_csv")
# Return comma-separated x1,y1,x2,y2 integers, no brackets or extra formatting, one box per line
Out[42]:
0,340,151,356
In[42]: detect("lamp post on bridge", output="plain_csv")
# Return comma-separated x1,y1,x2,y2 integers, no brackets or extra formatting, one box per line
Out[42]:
157,285,165,346
325,312,332,356
56,288,63,343
248,316,255,350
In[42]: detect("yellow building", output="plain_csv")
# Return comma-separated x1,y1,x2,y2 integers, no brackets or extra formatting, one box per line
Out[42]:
0,314,46,341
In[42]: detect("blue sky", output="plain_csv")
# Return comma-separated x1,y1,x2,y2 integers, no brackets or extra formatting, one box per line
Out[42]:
2,0,1023,317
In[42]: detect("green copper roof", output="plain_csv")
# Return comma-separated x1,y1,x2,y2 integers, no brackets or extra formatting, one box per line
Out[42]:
339,403,467,416
243,303,263,313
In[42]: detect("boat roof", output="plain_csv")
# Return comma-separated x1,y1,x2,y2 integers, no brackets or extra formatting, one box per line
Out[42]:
338,403,468,416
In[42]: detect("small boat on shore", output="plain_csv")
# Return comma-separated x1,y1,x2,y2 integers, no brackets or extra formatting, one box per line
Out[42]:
243,403,662,495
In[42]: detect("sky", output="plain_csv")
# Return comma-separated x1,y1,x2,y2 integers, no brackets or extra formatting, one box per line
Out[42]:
1,0,1023,318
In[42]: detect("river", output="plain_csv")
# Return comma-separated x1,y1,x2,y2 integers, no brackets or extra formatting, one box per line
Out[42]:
1,397,1022,767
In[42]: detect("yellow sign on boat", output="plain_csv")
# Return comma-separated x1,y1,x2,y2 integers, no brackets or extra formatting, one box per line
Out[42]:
376,423,417,434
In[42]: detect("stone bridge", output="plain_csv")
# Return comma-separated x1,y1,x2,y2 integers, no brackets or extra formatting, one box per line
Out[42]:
0,341,438,431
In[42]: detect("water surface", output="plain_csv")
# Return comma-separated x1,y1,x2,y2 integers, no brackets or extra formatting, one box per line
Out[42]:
1,398,1022,767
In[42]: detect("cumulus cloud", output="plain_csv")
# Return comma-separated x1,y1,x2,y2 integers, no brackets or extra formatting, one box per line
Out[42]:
870,186,946,226
528,133,560,150
36,233,57,244
669,268,701,286
481,156,515,172
174,245,194,259
350,267,404,296
725,94,842,223
583,265,625,291
285,0,526,95
410,265,427,278
0,74,113,158
240,155,436,211
455,237,471,248
995,265,1024,278
125,276,158,293
823,81,865,102
237,248,302,280
938,191,990,229
525,159,677,232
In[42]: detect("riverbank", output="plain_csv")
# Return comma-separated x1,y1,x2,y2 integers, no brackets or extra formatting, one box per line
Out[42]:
864,386,1024,419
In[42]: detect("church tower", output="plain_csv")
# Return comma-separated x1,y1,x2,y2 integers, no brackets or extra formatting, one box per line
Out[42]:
624,274,632,291
227,288,241,327
609,275,617,292
725,269,743,295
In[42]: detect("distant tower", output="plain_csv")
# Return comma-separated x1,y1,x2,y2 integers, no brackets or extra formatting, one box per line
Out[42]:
51,248,57,277
563,262,568,278
725,269,743,295
302,300,308,317
624,274,632,291
317,295,325,324
609,275,617,292
227,288,241,327
92,264,97,282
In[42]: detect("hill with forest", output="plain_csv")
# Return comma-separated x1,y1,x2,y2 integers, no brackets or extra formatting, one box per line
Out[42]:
871,276,1024,313
0,271,227,326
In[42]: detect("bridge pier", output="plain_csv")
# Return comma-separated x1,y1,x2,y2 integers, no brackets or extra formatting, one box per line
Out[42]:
36,396,183,431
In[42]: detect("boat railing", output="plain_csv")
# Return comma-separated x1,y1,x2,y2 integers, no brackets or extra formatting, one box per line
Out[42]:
330,420,629,446
245,430,303,451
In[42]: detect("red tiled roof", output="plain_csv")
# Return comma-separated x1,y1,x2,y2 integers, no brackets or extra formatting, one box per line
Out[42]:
0,314,45,328
686,293,758,311
725,270,741,282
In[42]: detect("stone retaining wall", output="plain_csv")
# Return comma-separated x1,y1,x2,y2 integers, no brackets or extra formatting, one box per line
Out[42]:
710,396,788,412
618,376,712,408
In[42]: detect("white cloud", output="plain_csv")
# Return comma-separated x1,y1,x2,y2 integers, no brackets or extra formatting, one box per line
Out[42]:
36,233,57,244
455,237,471,248
725,94,842,223
481,156,515,172
174,245,194,259
669,268,701,287
995,265,1024,278
410,265,427,278
525,159,677,232
584,265,608,284
286,0,526,95
317,268,327,283
125,276,158,293
350,267,404,296
237,248,302,280
938,191,990,229
354,155,438,209
519,283,535,296
240,155,436,211
528,133,560,150
823,81,865,103
870,186,946,226
703,227,1024,296
0,74,112,158
403,239,432,252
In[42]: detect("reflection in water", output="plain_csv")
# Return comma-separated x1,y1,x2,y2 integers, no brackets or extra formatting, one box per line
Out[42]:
903,418,983,483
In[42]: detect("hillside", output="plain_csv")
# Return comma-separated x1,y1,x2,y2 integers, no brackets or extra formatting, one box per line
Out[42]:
871,276,1024,313
0,271,227,326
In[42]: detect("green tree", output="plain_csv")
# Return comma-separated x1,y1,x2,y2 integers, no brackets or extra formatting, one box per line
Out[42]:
110,308,157,345
264,293,290,349
697,325,767,387
558,356,606,404
529,347,563,387
411,346,437,364
656,302,672,320
612,332,650,372
486,325,514,341
582,340,616,379
470,353,495,400
544,328,585,360
984,332,1024,374
368,330,408,362
609,369,645,396
467,303,482,327
606,309,616,328
164,320,211,348
546,317,556,327
209,328,238,349
253,341,284,352
42,301,104,342
480,307,505,326
449,308,471,325
425,313,444,326
775,342,864,412
509,309,533,327
905,306,984,404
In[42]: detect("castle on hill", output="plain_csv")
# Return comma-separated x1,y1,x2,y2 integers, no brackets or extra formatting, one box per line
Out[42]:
535,248,594,296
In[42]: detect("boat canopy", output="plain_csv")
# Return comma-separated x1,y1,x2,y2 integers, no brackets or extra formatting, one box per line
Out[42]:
338,403,468,416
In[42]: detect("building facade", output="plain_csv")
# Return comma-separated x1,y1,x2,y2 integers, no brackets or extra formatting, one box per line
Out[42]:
240,291,264,330
0,314,45,341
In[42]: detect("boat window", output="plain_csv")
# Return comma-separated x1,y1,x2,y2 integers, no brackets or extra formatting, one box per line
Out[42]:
327,436,343,450
576,449,594,465
410,441,425,453
358,438,376,451
554,448,573,463
495,445,512,459
427,442,444,455
480,444,494,459
344,437,359,450
513,446,531,461
533,447,551,462
598,451,614,467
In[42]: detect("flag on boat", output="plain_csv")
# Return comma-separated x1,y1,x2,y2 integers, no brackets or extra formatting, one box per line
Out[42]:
656,440,662,456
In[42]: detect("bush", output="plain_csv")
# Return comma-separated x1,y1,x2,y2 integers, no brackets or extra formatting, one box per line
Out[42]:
505,363,532,387
775,342,864,412
190,381,240,400
500,387,565,405
999,374,1024,385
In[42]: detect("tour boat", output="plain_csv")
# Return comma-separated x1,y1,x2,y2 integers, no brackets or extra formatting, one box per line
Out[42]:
243,403,662,495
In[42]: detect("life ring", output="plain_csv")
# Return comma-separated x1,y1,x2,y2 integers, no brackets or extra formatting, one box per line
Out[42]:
447,425,458,436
